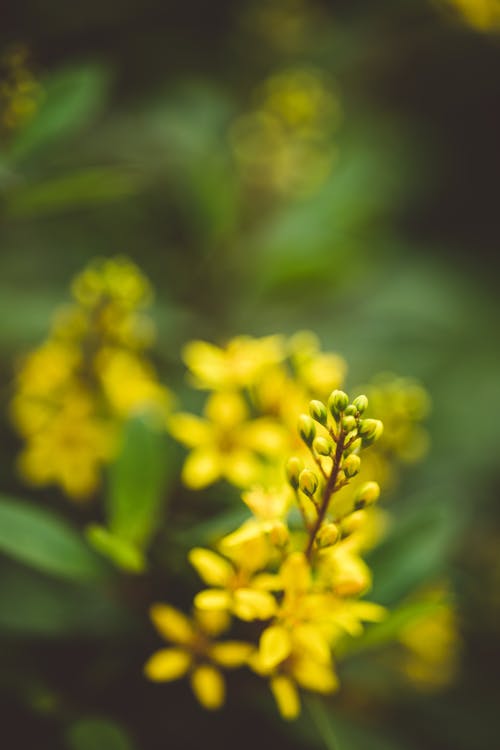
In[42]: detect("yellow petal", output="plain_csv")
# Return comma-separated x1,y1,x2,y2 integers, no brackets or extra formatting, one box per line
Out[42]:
182,447,221,489
270,675,300,720
204,391,248,427
222,450,261,487
259,625,292,670
167,413,212,447
291,657,338,694
293,625,331,664
183,340,226,388
190,665,225,710
209,641,254,668
240,419,288,455
189,548,233,586
194,589,232,611
149,603,195,645
233,588,277,621
195,608,231,637
281,552,311,597
144,648,191,681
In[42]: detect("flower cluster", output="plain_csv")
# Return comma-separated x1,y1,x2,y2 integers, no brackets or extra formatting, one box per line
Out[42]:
11,257,171,500
147,388,388,719
168,332,346,490
229,68,341,197
0,45,40,136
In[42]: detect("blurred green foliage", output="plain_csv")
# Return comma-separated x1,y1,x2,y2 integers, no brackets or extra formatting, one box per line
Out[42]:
1,0,500,748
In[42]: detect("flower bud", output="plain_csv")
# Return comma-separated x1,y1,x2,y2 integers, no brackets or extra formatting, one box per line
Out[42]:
309,399,328,426
358,418,383,444
344,405,357,416
299,469,319,497
354,481,380,509
328,389,349,418
269,521,289,548
341,415,357,433
298,414,316,446
341,510,367,536
313,436,333,456
353,394,368,414
344,437,362,455
286,457,303,489
343,454,361,477
316,523,339,548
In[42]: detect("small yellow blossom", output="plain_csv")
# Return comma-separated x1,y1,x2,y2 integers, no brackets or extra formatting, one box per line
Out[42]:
189,547,277,621
144,604,253,710
168,391,287,489
183,335,285,390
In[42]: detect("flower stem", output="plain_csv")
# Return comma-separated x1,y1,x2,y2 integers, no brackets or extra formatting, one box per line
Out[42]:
305,429,345,560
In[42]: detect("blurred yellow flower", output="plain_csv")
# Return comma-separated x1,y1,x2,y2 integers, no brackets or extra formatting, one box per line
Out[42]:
441,0,500,30
168,391,287,489
11,257,171,500
144,604,253,710
230,68,341,196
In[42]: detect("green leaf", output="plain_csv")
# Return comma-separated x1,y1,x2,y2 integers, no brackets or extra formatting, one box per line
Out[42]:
4,167,142,218
66,717,135,750
367,500,459,606
0,560,129,636
86,525,145,574
7,64,108,163
0,495,106,582
106,412,170,549
304,697,404,750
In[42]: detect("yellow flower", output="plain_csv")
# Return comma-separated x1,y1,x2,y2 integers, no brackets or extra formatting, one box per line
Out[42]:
189,547,278,621
144,604,253,710
96,347,172,418
182,335,285,390
11,256,170,500
168,391,287,489
16,395,114,500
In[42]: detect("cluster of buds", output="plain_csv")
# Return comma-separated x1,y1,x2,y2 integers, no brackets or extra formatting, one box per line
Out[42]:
287,390,384,556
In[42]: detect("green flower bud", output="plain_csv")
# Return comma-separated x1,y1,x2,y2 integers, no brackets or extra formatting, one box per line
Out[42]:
309,399,328,425
343,454,361,477
299,469,319,497
313,436,333,456
358,418,384,444
344,404,357,416
353,394,368,414
269,521,289,548
344,437,362,455
341,510,367,536
316,522,339,548
341,415,357,433
354,481,380,509
286,456,304,489
328,389,350,417
298,414,316,445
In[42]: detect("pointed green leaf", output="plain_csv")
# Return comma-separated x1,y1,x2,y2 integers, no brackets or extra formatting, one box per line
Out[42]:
0,495,106,582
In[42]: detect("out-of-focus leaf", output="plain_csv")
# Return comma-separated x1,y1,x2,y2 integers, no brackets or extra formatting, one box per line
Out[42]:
0,495,107,582
0,560,129,636
7,65,108,163
303,697,405,750
106,413,170,548
86,525,145,574
5,167,142,218
367,499,460,606
66,717,136,750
